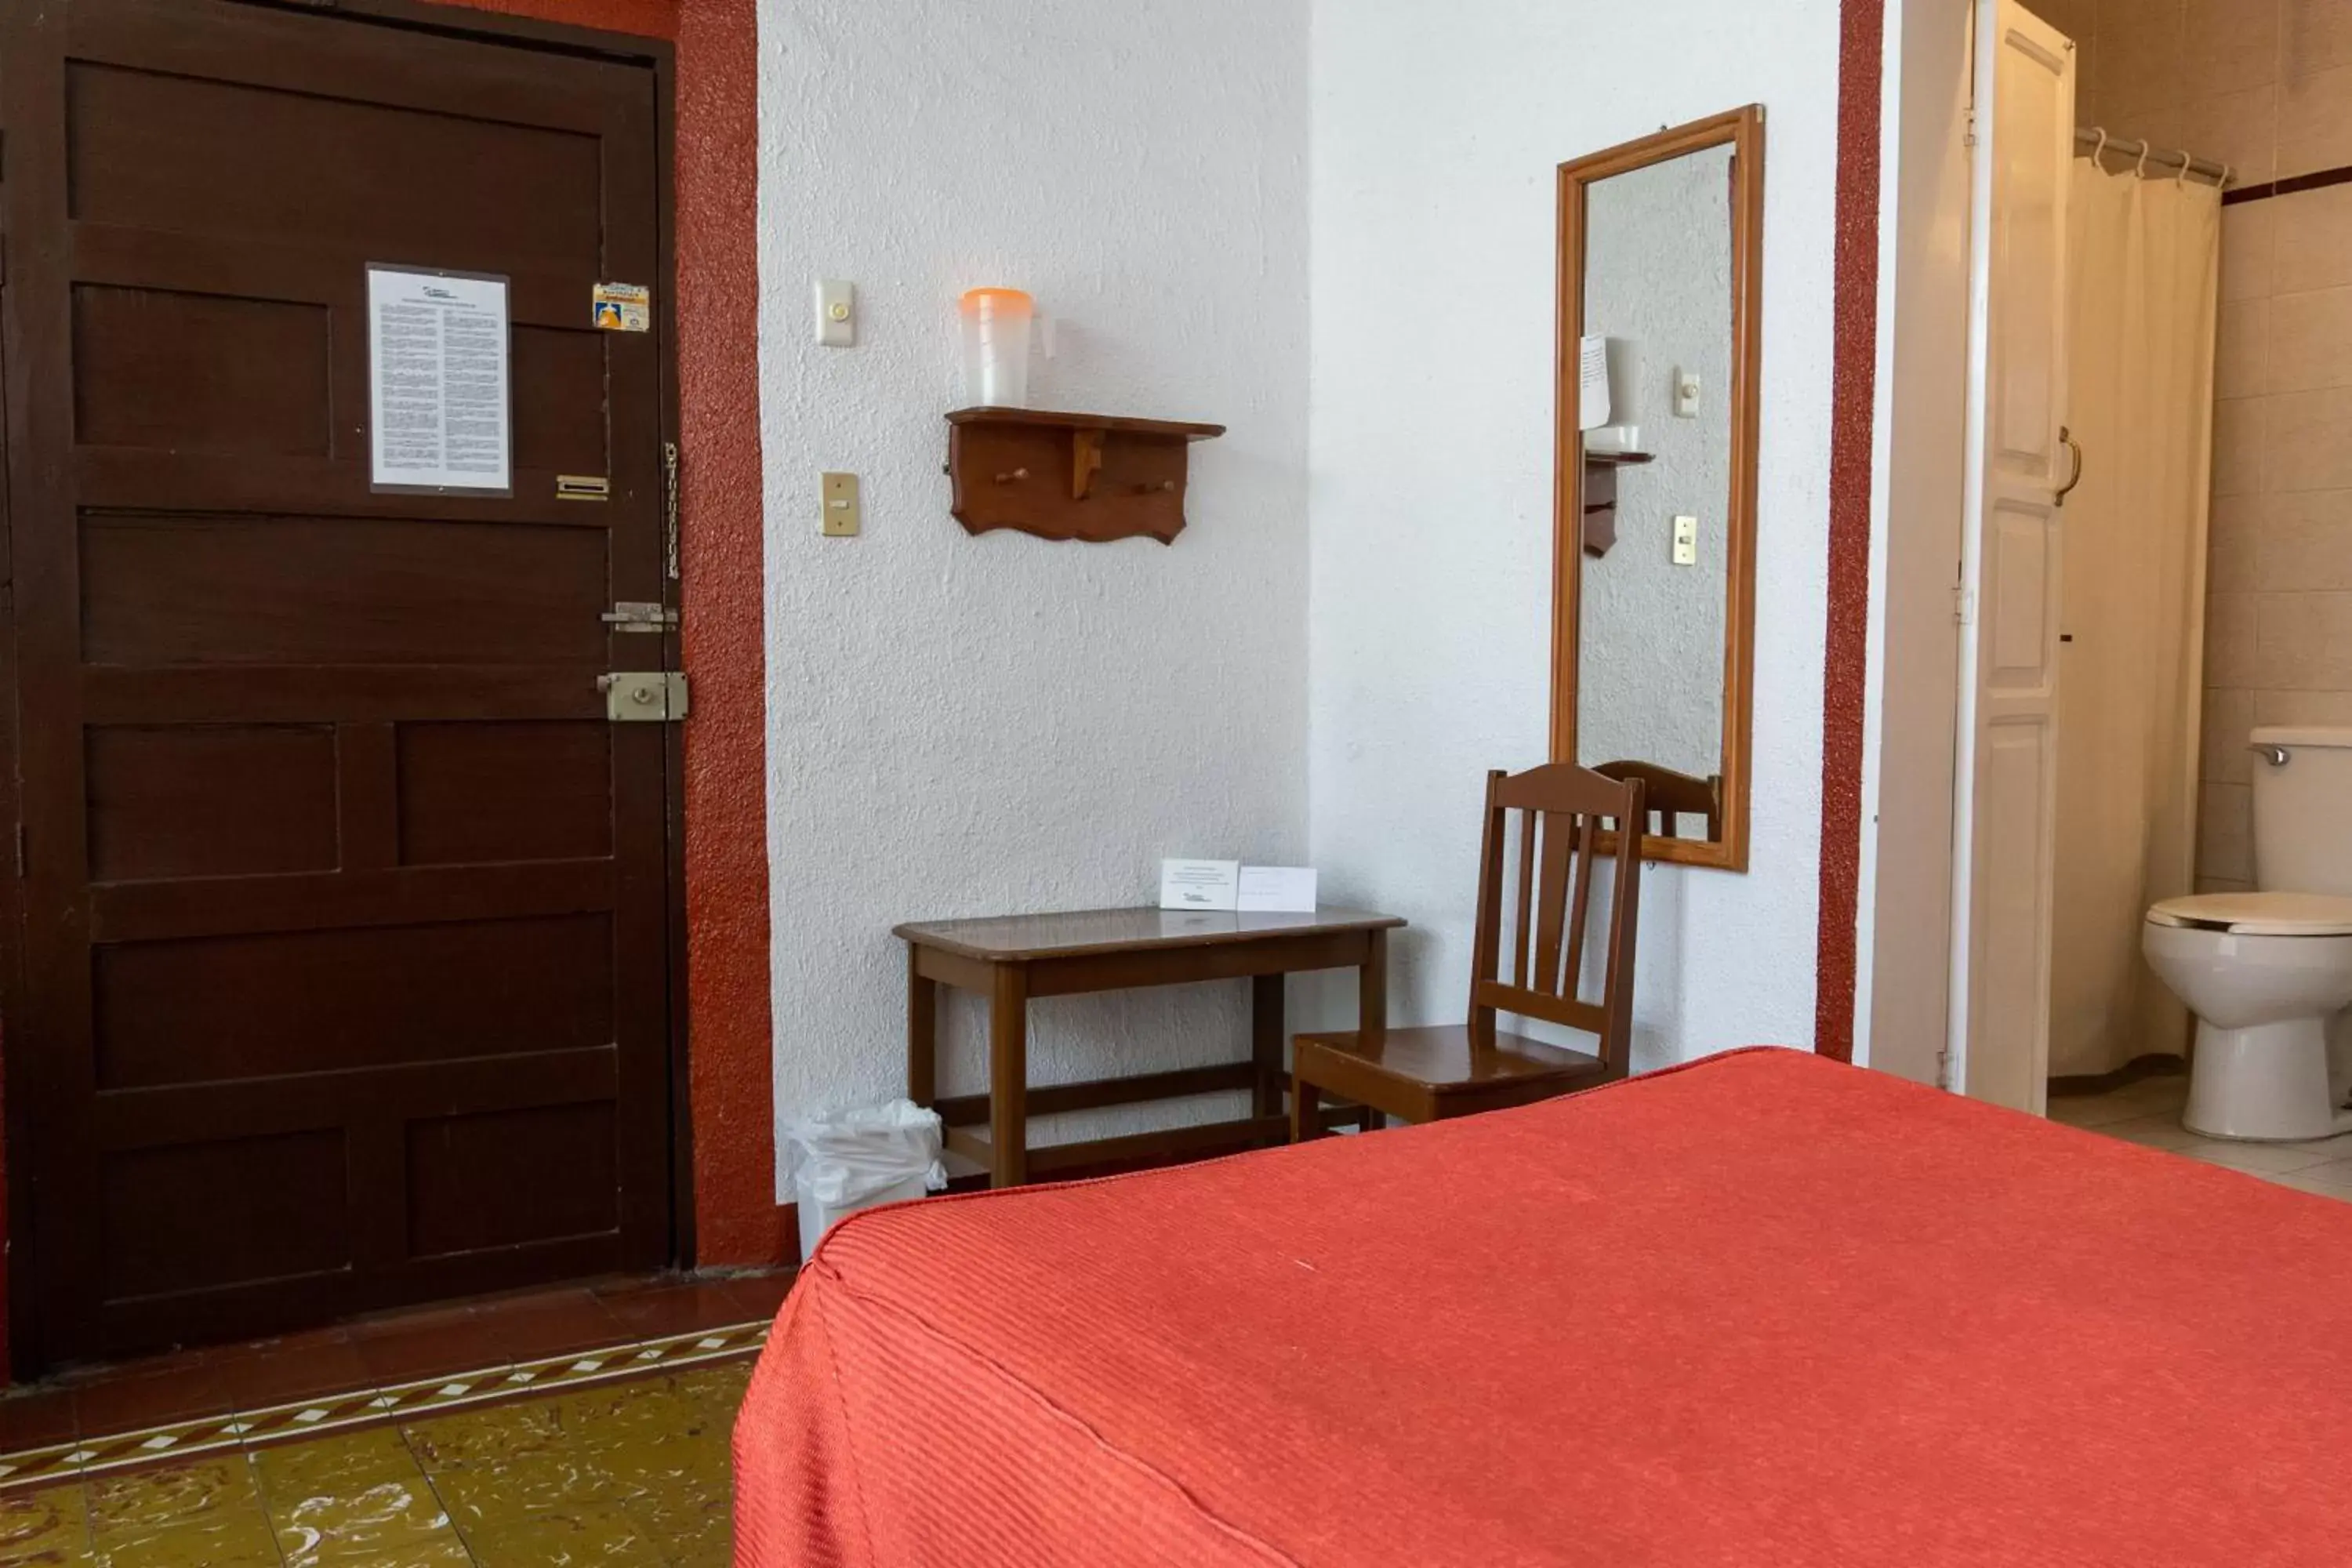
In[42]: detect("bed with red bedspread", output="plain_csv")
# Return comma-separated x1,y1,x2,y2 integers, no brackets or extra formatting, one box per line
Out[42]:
734,1047,2352,1566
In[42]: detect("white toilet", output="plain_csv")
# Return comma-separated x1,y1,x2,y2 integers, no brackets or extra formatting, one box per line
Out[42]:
2143,727,2352,1142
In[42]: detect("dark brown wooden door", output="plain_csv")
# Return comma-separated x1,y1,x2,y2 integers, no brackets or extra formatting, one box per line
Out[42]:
0,0,678,1367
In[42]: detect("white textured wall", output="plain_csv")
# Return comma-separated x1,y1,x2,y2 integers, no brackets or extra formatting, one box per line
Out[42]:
1578,145,1736,779
757,0,1311,1175
1306,0,1842,1067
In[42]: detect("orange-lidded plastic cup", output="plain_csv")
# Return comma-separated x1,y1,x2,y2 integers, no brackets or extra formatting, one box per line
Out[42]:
960,288,1033,408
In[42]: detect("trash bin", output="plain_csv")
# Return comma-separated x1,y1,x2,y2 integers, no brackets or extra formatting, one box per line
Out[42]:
783,1100,948,1261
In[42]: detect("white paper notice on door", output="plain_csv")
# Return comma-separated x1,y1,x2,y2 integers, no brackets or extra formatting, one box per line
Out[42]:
368,264,513,494
1577,335,1610,430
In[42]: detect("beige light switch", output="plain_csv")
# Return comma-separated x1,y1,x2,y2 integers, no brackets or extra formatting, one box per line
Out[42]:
1671,514,1698,566
822,472,861,536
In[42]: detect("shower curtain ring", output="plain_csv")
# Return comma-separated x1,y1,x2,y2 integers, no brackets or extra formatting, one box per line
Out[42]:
2176,154,2192,186
2136,143,2152,177
2091,128,2109,162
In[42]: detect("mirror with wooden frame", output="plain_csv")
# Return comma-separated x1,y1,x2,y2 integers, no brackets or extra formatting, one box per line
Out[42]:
1552,105,1762,872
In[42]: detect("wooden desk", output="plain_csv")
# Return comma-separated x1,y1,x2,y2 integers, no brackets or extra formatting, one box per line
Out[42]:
895,906,1406,1188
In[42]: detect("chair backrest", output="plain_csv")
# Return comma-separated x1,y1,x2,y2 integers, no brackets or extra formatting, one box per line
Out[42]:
1595,760,1722,844
1465,763,1646,1073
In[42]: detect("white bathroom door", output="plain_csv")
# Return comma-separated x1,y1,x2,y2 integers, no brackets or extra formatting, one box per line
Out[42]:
1949,0,2076,1115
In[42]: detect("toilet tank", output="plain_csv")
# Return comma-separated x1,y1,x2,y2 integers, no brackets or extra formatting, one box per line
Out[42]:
2251,726,2352,896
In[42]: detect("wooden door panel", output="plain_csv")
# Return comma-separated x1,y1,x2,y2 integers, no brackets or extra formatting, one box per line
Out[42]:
86,724,343,881
64,62,607,267
72,286,334,456
101,1130,354,1300
2,0,677,1367
81,515,611,666
398,722,615,866
407,1103,619,1258
94,914,616,1087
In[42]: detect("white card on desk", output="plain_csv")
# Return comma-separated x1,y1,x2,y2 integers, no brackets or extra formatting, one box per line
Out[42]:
1238,866,1318,914
1160,858,1240,912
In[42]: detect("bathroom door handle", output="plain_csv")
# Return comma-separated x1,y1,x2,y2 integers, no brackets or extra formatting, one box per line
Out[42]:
2055,426,2084,507
2249,743,2291,767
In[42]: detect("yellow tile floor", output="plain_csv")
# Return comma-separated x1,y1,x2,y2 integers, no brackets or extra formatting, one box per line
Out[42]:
0,1360,747,1566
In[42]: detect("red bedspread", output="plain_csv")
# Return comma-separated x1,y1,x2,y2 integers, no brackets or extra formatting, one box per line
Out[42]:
734,1047,2352,1566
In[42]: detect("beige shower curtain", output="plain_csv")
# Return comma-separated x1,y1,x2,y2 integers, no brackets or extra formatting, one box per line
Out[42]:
2048,159,2220,1080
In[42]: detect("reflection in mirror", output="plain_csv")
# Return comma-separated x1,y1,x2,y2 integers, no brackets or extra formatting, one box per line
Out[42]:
1574,143,1734,826
1553,106,1759,872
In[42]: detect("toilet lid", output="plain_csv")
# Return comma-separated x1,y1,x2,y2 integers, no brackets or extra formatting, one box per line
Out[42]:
2147,891,2352,936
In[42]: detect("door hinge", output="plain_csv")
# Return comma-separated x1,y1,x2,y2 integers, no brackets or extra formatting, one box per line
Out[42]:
1963,112,1978,148
1953,584,1976,625
601,601,678,634
598,671,689,722
662,441,681,582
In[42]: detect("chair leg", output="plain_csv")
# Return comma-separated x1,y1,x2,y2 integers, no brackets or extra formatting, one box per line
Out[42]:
1358,1107,1384,1132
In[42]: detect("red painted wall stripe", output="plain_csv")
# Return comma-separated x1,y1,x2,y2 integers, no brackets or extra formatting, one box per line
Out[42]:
669,0,780,1265
1816,0,1886,1064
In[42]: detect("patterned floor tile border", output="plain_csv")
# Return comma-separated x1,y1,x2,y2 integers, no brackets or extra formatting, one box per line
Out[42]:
0,1318,771,1497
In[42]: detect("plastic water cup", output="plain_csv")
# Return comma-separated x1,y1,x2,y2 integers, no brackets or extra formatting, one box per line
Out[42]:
960,288,1033,407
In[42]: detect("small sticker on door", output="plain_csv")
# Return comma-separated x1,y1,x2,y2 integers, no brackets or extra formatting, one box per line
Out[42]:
592,282,652,332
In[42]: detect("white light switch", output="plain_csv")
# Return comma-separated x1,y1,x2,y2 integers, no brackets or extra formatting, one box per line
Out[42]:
813,280,855,347
1672,368,1702,419
1672,515,1699,566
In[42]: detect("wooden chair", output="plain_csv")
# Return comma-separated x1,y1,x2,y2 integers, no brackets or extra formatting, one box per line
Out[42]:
1595,759,1720,844
1290,763,1645,1135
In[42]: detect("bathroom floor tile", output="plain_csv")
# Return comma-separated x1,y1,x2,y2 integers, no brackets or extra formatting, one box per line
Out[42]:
2183,1139,2348,1175
2060,1074,2352,1209
2100,1112,2206,1151
2261,1170,2352,1199
2048,1094,2154,1129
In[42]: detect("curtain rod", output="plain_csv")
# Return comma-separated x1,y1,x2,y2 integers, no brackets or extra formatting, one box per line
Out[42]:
2075,127,2230,186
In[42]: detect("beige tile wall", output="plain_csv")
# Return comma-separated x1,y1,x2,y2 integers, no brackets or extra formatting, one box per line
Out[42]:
2046,0,2352,891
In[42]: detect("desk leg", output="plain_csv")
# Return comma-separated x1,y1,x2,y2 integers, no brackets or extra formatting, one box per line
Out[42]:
1354,928,1391,1133
1252,975,1285,1120
906,946,937,1109
989,964,1029,1188
1359,927,1388,1040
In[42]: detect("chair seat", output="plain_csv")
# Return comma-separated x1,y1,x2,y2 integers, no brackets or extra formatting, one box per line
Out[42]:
1294,1025,1612,1124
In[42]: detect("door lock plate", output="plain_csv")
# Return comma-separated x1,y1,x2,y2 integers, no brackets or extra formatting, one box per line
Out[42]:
599,671,689,722
601,601,678,634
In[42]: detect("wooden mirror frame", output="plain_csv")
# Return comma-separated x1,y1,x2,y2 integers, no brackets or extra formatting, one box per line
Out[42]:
1550,104,1764,873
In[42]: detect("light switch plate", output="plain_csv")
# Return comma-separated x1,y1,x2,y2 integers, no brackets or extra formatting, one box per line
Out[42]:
1671,514,1699,566
822,472,861,536
1672,368,1701,418
813,280,855,347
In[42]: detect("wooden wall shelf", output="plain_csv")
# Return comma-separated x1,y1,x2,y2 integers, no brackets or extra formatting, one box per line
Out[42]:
947,407,1225,545
1581,451,1654,557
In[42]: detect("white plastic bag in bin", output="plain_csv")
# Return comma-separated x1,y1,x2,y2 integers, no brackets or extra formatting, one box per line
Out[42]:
784,1100,947,1261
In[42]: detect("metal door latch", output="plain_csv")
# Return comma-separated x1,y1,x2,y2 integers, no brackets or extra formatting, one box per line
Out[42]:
601,601,678,634
599,672,689,722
